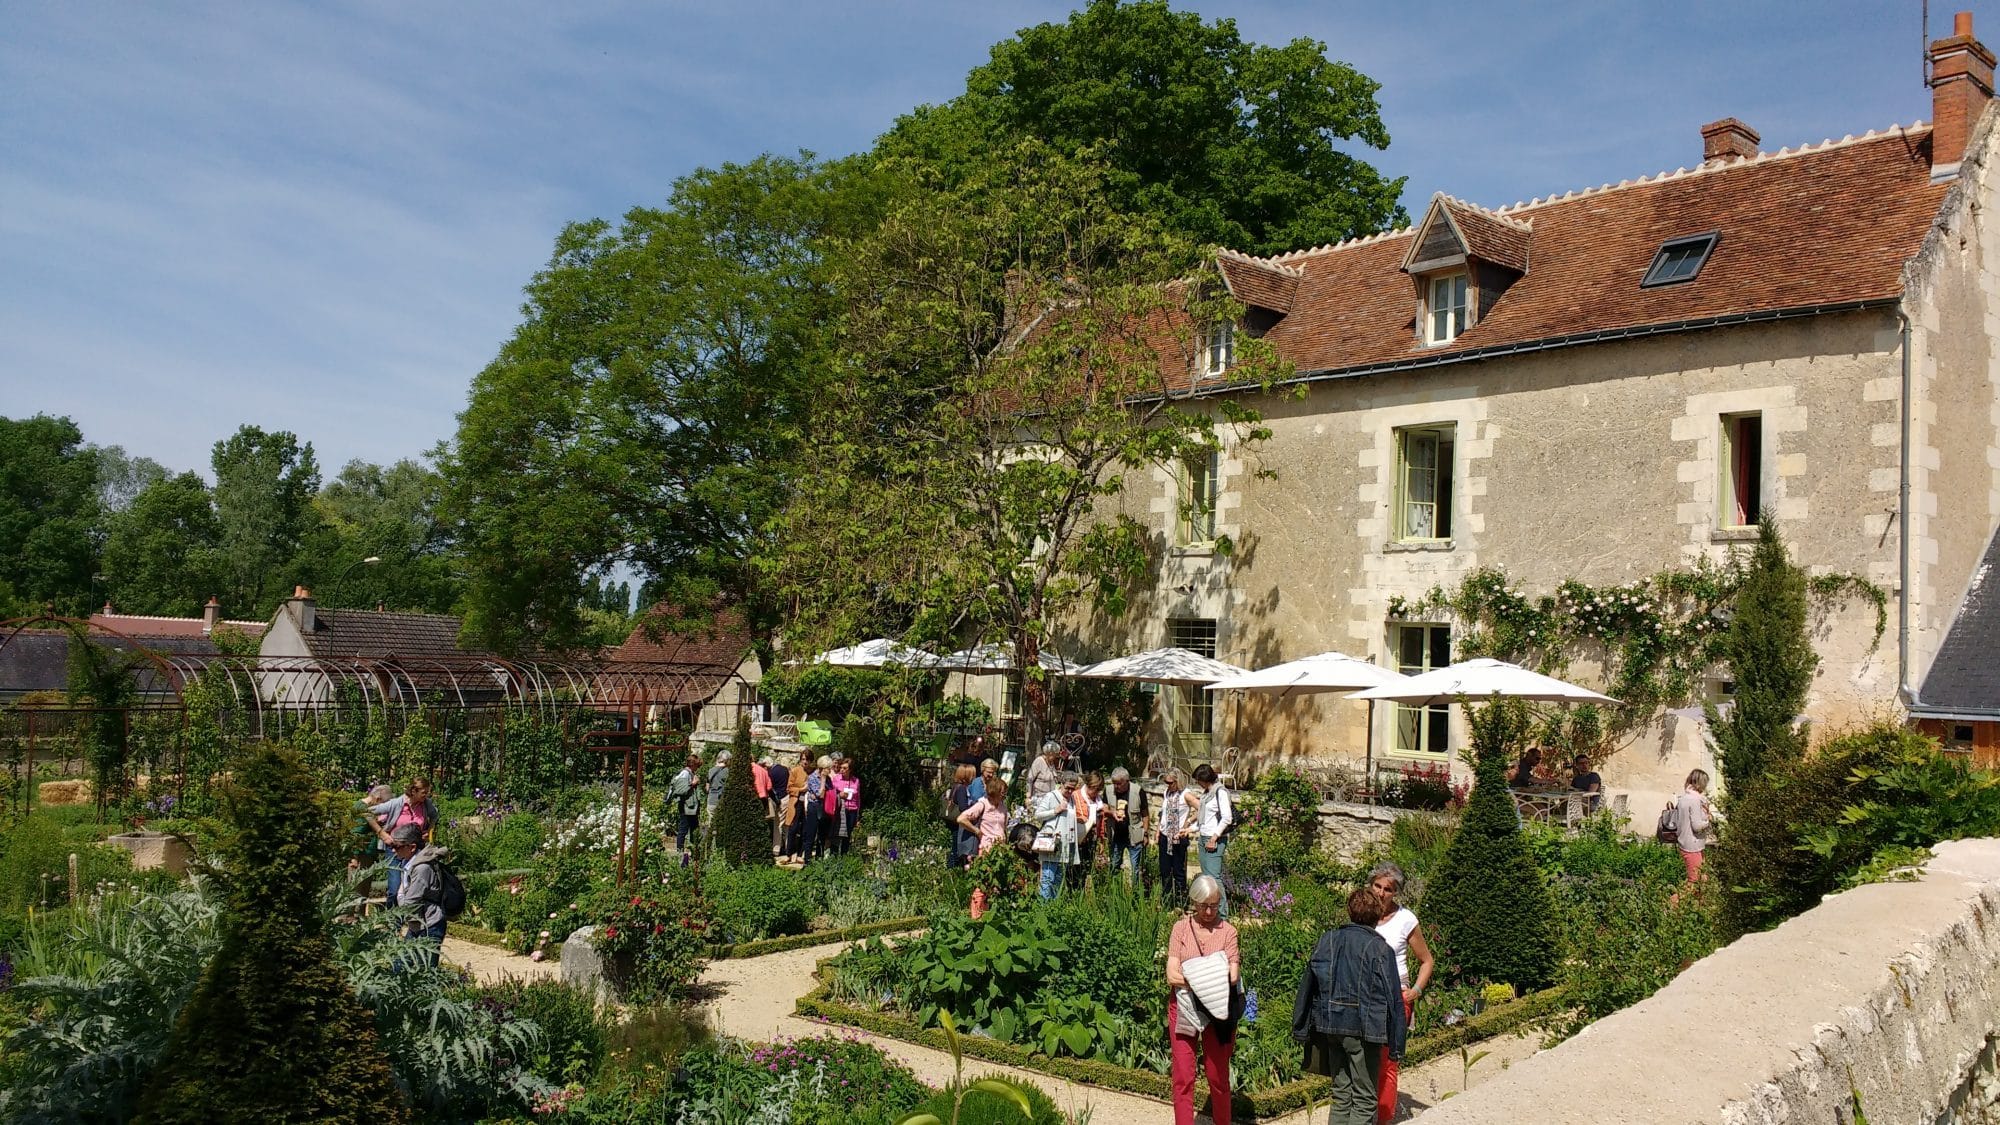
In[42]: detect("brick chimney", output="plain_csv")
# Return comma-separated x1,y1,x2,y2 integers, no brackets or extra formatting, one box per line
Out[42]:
1931,11,1995,181
1701,118,1760,164
288,586,315,634
201,596,221,635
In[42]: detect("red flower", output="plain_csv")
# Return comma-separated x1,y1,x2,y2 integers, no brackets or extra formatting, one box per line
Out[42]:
653,923,664,934
604,926,618,939
630,896,641,906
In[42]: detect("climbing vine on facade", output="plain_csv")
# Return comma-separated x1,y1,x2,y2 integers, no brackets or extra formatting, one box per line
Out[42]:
1385,548,1885,759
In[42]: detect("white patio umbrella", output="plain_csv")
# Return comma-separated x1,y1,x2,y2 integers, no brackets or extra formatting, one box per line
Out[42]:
932,641,1080,675
1204,651,1406,697
1349,658,1619,706
1071,646,1248,687
811,638,936,669
1205,651,1409,797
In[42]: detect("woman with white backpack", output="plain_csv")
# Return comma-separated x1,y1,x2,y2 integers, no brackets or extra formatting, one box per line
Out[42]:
1166,874,1240,1125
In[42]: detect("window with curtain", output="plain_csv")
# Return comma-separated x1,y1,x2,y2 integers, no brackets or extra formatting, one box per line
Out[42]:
1392,623,1451,756
1718,412,1763,528
1395,425,1456,541
1426,273,1468,344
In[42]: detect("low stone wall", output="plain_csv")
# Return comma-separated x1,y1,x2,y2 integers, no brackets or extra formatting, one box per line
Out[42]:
1416,838,2000,1124
1315,799,1432,863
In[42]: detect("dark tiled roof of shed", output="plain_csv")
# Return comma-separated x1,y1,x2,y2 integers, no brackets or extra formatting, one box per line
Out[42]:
303,609,481,662
1918,528,2000,715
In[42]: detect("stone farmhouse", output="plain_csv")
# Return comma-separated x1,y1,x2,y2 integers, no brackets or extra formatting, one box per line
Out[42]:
1064,14,2000,801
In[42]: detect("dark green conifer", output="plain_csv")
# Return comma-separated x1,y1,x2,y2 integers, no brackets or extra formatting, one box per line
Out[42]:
711,717,772,867
1422,701,1557,991
136,741,407,1124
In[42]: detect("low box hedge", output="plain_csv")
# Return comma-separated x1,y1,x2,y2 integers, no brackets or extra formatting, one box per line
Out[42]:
711,916,925,960
796,972,1569,1120
447,922,561,963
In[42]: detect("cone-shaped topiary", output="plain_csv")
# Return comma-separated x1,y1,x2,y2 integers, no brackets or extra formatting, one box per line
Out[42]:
1708,514,1816,794
134,741,408,1124
1421,701,1557,992
711,717,772,867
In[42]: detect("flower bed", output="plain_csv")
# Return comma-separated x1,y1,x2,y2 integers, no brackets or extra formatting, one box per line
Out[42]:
795,965,1569,1118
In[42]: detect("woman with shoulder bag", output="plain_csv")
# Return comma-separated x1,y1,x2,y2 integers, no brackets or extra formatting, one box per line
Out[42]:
1030,772,1082,899
1166,874,1240,1125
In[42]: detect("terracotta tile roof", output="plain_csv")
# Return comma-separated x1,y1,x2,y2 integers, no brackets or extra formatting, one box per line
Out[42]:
1441,197,1531,272
1215,248,1301,313
607,606,756,706
1230,124,1944,379
88,612,267,640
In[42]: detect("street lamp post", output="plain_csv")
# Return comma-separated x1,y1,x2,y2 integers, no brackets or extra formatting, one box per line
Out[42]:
323,556,381,606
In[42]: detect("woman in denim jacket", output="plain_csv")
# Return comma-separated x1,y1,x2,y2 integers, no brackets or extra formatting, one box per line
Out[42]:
1293,888,1408,1125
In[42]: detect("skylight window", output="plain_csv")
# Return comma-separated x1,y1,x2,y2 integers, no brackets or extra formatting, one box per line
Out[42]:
1642,232,1719,287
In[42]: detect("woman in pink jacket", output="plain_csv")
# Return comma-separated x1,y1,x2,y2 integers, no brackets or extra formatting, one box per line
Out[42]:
826,757,862,857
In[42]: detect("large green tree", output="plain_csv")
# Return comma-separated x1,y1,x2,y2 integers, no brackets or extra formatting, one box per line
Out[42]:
295,458,463,613
769,144,1283,741
0,414,102,615
880,0,1406,256
443,154,895,653
211,425,322,618
100,471,226,617
90,443,171,512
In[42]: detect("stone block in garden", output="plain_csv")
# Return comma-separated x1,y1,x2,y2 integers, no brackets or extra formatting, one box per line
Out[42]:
561,925,620,1006
107,831,192,875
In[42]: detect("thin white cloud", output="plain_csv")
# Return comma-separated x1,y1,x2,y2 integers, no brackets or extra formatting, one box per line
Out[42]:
0,0,1978,478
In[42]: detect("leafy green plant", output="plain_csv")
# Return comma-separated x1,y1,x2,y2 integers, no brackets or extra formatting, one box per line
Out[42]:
1706,721,1989,938
966,842,1031,904
593,873,710,1003
707,862,812,943
2,885,223,1121
1545,872,1718,1042
482,977,608,1086
895,1011,1038,1125
1421,702,1556,991
899,911,1071,1034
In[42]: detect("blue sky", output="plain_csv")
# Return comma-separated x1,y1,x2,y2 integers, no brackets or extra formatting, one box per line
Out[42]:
1,1,1974,477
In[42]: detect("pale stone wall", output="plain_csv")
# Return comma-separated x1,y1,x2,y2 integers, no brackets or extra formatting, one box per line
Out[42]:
1417,838,2000,1125
1902,106,2000,701
1073,311,1903,783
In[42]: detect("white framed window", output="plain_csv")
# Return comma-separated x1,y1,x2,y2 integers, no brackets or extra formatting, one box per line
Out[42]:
1394,425,1455,541
1392,623,1451,756
1169,618,1217,736
1202,321,1235,377
1718,412,1763,528
1178,450,1219,547
1425,273,1469,345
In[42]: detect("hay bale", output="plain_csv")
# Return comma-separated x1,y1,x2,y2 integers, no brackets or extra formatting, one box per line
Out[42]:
38,779,93,806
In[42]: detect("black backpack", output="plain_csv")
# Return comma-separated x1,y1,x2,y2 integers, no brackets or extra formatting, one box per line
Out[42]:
416,858,467,920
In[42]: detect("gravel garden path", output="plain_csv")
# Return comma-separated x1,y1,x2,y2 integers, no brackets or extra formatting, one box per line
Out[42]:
441,933,1543,1122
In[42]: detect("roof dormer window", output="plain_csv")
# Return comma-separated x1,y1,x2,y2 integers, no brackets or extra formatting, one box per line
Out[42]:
1642,232,1719,287
1202,320,1235,377
1425,273,1469,346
